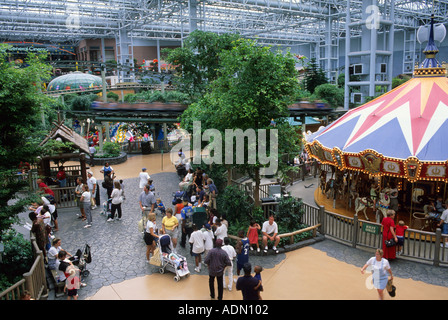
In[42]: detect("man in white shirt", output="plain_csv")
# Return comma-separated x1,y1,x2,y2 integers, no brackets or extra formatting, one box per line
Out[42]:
214,218,228,241
87,171,98,209
222,237,237,291
139,168,150,189
189,224,205,272
262,214,280,254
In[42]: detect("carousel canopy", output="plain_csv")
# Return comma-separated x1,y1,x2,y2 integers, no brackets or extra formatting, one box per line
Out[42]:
305,16,448,182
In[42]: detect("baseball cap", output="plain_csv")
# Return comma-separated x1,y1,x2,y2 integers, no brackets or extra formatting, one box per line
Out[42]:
215,239,223,247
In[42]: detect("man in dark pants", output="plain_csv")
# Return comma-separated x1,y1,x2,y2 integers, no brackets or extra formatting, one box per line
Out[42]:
180,200,194,249
204,239,231,300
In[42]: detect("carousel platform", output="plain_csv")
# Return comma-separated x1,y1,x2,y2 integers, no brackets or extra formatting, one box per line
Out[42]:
314,187,415,228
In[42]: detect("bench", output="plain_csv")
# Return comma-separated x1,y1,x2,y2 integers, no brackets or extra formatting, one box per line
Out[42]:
50,269,66,298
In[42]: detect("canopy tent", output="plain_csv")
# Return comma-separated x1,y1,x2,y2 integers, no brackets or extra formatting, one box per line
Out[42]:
305,16,448,183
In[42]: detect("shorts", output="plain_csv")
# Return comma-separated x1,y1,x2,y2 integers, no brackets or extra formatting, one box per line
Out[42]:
144,232,155,245
52,209,58,220
165,228,178,240
397,236,404,246
191,251,203,257
67,288,78,297
236,259,248,271
442,223,448,235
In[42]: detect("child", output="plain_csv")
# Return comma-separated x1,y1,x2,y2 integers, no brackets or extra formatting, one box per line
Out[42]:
395,220,408,255
189,224,205,272
156,198,166,215
119,179,126,201
247,220,261,252
253,265,263,300
222,237,237,291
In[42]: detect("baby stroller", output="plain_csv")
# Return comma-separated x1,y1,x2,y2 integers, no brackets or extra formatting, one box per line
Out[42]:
71,244,92,277
156,234,190,282
100,199,112,218
172,191,187,205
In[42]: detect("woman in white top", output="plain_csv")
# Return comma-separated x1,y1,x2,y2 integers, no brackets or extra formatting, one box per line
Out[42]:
80,185,92,228
361,249,393,300
144,212,159,263
179,168,194,191
108,181,124,221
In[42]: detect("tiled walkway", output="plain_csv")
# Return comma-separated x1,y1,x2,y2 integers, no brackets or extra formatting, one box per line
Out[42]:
17,154,448,300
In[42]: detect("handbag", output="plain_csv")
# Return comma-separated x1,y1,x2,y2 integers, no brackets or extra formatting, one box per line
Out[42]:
386,279,396,297
385,238,396,247
149,247,161,266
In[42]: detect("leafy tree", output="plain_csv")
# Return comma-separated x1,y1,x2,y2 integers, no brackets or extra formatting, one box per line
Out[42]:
181,38,302,206
163,30,240,99
0,44,52,238
302,58,327,93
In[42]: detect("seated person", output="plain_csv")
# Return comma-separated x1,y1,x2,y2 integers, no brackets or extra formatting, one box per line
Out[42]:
261,214,280,254
427,205,441,221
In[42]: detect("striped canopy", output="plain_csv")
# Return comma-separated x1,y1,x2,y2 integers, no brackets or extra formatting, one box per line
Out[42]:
306,76,448,162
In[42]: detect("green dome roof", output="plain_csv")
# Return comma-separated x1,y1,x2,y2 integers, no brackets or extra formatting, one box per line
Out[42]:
47,72,103,91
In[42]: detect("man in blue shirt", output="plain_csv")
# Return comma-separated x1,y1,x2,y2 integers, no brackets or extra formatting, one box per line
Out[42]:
180,200,194,249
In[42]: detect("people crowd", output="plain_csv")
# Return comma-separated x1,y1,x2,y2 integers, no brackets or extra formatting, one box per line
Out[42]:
26,149,448,302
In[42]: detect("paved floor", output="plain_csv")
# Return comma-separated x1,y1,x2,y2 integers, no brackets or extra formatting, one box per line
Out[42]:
16,154,448,300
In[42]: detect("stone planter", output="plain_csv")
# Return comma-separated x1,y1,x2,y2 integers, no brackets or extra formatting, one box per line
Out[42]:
87,151,127,166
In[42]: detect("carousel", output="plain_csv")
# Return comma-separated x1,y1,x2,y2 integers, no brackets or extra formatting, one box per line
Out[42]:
304,16,448,231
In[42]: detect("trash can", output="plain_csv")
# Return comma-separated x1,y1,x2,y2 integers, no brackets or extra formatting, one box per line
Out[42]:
141,141,151,154
193,207,207,228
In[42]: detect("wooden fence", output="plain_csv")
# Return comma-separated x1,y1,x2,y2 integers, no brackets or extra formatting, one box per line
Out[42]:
301,201,448,267
0,235,48,300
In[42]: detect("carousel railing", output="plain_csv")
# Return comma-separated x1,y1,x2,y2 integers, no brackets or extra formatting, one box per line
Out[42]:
300,200,448,266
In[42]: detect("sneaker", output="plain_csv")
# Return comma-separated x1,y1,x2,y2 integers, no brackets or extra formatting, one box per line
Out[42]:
257,248,260,253
107,218,114,222
273,246,279,254
250,246,254,251
84,224,92,228
91,206,97,210
264,246,268,253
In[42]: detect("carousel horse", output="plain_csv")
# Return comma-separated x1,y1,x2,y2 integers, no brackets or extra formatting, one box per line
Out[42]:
319,170,327,194
354,192,390,221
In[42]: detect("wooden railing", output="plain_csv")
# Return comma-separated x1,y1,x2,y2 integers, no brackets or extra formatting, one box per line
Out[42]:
228,223,322,246
0,235,48,300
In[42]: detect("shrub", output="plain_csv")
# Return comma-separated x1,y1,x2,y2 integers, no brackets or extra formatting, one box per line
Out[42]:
107,91,119,101
0,230,33,292
314,83,344,108
96,141,121,158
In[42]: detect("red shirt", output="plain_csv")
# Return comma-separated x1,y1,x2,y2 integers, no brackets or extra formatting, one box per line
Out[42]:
395,225,408,237
56,170,66,180
38,182,55,196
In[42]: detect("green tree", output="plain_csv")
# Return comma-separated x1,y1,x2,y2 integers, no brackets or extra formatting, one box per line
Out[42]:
302,58,327,93
181,38,301,207
0,44,52,238
163,30,241,99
